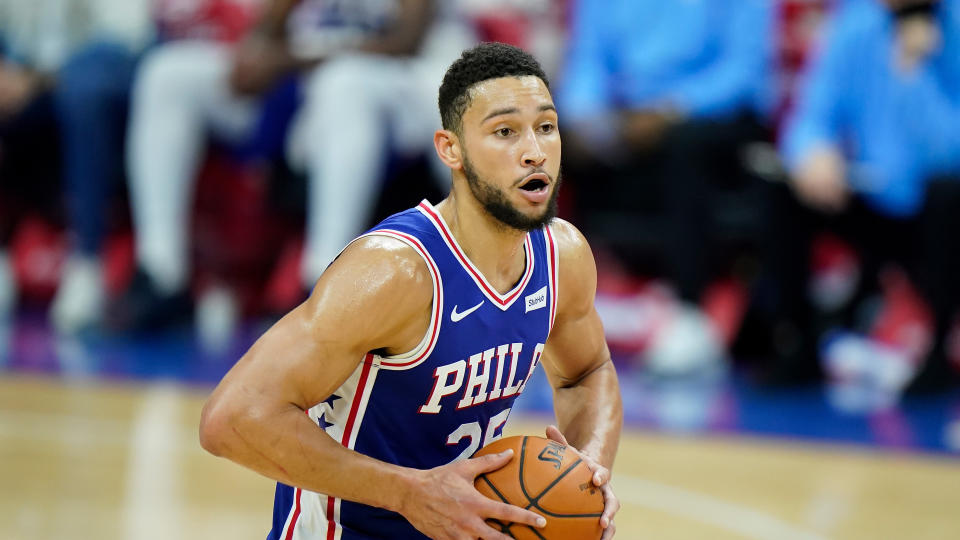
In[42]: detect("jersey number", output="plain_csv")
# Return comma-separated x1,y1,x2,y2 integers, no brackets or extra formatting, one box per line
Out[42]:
446,408,511,462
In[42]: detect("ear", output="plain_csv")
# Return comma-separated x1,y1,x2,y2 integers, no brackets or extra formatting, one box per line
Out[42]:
433,129,463,171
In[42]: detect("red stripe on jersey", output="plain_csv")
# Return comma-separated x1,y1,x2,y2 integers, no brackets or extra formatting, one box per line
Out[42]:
545,225,558,331
367,230,442,368
324,355,375,537
418,202,534,308
284,488,302,540
326,494,336,540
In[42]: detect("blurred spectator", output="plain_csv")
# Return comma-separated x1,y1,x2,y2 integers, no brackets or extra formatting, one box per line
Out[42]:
762,0,960,389
118,0,477,331
557,0,774,373
0,0,151,329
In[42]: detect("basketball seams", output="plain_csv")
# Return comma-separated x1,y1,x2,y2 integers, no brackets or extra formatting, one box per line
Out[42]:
480,435,604,539
478,474,510,504
522,525,549,540
478,475,519,539
521,450,604,518
518,436,533,502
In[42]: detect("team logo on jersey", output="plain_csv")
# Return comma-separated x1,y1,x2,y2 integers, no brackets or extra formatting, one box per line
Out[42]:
419,342,545,414
451,301,484,322
525,286,547,313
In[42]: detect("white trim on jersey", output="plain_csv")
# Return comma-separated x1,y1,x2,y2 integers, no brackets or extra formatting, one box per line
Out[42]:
283,355,380,540
545,223,559,334
416,200,535,311
356,229,444,370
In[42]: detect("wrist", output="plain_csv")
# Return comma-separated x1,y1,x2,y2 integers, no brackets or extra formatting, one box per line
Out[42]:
383,466,422,514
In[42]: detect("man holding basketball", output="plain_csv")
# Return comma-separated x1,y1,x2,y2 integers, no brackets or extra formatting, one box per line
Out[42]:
200,42,622,540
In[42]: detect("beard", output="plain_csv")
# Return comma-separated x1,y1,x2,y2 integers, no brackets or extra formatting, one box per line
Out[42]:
461,154,561,232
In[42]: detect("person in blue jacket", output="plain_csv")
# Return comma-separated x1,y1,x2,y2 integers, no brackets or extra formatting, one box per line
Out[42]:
767,0,960,390
558,0,774,372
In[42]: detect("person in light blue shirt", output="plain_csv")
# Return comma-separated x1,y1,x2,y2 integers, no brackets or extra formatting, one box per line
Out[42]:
557,0,774,372
781,0,960,217
561,0,773,144
768,0,960,390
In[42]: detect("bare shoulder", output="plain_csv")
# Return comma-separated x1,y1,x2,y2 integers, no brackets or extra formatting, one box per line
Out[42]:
547,218,596,285
313,234,432,296
305,234,434,353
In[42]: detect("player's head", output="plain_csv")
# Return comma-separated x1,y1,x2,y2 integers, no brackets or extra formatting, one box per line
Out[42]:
435,42,561,232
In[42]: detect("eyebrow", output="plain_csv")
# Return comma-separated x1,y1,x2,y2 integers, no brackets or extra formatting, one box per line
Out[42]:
482,103,557,124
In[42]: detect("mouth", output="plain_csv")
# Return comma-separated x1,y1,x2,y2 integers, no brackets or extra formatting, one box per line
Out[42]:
518,173,550,192
516,173,552,204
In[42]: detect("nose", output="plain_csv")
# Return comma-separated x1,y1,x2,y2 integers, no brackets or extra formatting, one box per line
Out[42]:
522,130,546,168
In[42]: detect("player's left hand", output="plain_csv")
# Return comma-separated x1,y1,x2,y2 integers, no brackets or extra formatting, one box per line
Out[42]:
545,425,619,539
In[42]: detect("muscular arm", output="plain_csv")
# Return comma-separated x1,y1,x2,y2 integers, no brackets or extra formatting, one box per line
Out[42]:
541,220,622,469
199,236,433,512
200,236,546,538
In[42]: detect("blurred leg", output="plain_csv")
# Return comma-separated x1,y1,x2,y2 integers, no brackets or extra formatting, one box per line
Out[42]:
55,41,137,256
0,93,61,318
644,116,766,374
910,178,960,391
51,41,137,332
660,115,767,303
127,41,258,295
297,55,399,285
746,179,821,380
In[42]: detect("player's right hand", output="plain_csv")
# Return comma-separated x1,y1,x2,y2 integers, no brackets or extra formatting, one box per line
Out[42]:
399,449,546,540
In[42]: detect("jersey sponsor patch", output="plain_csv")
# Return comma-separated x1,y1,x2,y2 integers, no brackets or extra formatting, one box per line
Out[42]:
525,286,548,313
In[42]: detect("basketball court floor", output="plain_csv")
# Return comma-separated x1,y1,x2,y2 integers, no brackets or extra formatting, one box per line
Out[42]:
2,314,960,539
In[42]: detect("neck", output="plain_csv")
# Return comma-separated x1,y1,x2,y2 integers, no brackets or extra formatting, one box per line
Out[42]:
435,186,529,293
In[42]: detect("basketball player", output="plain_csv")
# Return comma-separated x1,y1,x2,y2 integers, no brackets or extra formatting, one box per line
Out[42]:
200,42,622,540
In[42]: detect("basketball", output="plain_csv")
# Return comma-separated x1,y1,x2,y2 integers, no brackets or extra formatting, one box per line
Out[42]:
473,435,604,540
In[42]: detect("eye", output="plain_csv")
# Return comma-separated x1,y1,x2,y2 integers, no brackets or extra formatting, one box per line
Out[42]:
539,123,556,134
496,127,514,137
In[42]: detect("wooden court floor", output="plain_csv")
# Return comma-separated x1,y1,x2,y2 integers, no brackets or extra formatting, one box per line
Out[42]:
2,374,959,540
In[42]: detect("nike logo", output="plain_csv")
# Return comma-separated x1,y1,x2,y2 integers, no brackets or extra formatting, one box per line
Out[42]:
450,301,484,322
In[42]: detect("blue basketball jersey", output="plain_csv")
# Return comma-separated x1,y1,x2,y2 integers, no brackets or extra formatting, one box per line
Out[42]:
269,200,560,540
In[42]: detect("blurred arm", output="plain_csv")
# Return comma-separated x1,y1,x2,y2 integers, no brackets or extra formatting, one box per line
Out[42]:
558,0,610,124
556,0,621,155
231,0,434,94
354,0,435,57
668,0,773,119
778,4,856,211
780,6,851,173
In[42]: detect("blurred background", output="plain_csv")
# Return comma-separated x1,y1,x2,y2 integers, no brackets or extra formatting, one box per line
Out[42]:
2,0,960,538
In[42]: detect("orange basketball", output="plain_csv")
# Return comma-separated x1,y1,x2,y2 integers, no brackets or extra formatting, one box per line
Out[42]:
473,435,604,540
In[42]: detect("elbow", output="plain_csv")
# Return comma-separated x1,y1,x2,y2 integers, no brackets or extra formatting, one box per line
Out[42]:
199,398,235,457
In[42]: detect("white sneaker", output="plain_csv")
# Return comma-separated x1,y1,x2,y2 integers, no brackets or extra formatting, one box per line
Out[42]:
195,285,239,356
0,251,15,321
645,303,724,377
50,255,105,334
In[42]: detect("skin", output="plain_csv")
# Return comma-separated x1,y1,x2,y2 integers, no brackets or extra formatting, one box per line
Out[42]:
0,62,51,120
200,75,622,539
792,145,849,213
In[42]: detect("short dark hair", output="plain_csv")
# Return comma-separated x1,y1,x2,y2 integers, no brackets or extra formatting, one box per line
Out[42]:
438,42,549,135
